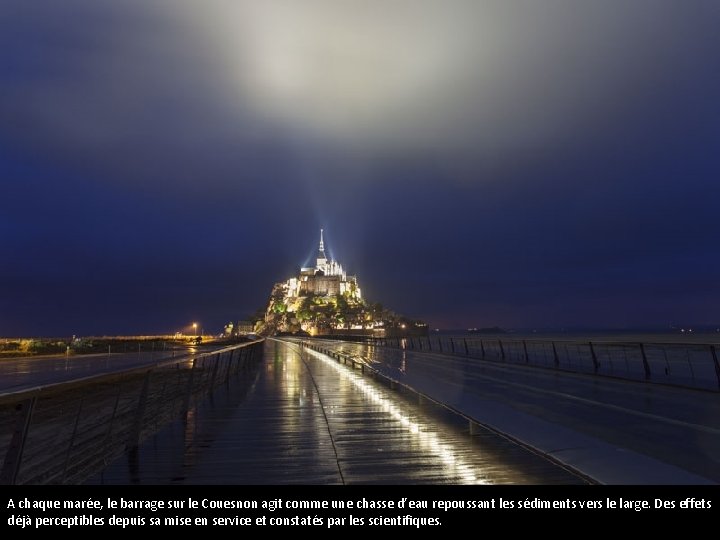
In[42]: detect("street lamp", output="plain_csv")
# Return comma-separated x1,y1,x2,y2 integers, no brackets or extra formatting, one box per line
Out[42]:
192,322,198,337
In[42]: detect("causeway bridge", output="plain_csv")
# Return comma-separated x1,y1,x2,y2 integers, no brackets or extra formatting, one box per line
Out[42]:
1,336,717,484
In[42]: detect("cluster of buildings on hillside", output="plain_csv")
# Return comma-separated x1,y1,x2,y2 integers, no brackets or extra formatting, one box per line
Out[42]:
282,229,362,301
261,230,426,337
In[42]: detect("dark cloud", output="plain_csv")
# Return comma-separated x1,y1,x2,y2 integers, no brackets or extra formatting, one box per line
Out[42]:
1,1,719,335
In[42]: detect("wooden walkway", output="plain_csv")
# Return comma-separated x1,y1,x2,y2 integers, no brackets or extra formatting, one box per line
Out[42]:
87,339,585,484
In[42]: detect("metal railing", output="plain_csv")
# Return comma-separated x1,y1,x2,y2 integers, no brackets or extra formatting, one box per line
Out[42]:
299,340,594,484
0,339,263,485
371,336,720,391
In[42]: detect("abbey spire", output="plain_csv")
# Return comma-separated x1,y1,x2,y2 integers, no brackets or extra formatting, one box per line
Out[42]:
317,228,327,266
263,230,425,338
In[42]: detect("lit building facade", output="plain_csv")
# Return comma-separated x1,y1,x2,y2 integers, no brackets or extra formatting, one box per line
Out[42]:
289,229,362,300
263,230,425,338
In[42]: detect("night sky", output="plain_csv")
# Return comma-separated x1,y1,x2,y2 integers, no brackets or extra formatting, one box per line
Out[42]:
2,1,719,336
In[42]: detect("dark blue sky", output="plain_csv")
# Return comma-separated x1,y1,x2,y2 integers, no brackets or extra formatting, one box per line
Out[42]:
1,1,719,336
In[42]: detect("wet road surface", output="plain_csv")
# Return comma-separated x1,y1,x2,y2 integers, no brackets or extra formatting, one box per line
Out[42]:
88,339,585,484
311,339,720,483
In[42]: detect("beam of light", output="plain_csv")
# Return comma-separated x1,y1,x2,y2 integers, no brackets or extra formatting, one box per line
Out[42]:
305,347,487,484
175,0,703,162
3,1,711,190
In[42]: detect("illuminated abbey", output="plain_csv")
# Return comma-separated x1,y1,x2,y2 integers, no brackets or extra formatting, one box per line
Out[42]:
286,229,361,300
256,229,427,336
262,230,425,337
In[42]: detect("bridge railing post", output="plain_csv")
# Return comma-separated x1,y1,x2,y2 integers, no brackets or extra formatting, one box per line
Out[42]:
0,396,37,485
182,359,197,418
127,370,152,451
210,353,221,388
711,345,720,391
589,342,600,373
62,395,86,482
225,349,234,382
103,380,124,454
638,343,651,380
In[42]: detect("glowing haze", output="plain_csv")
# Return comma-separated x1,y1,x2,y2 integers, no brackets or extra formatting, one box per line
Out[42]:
163,1,714,158
185,2,703,152
1,1,719,334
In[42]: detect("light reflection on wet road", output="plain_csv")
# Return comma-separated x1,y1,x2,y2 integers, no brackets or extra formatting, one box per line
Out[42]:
89,338,585,484
312,339,720,483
